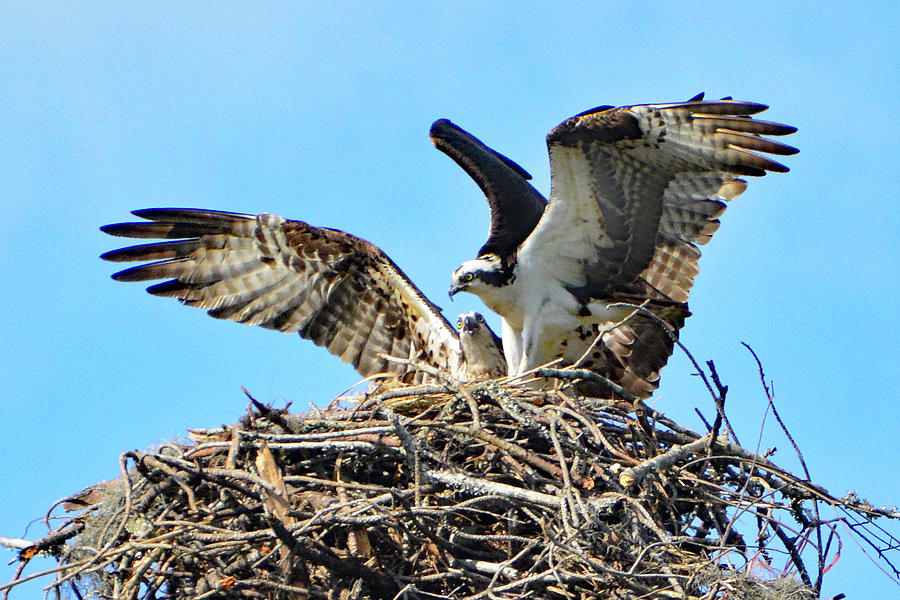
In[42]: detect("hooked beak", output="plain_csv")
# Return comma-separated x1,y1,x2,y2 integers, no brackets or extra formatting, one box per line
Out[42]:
461,316,478,334
448,284,462,300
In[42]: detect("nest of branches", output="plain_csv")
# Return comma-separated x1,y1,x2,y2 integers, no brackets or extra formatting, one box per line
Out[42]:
5,365,899,600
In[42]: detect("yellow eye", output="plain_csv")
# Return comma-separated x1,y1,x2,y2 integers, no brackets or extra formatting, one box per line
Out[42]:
456,319,463,330
476,314,484,323
463,273,474,283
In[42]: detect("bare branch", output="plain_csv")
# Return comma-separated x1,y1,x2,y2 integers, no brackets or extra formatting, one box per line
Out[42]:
4,354,895,599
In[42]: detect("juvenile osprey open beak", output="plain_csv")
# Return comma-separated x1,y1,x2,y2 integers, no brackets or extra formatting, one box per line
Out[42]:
460,314,478,333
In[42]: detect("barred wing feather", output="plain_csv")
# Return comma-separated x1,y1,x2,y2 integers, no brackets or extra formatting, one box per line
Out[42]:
101,208,468,383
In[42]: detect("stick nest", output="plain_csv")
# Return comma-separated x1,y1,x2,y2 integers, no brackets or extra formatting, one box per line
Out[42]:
5,375,898,599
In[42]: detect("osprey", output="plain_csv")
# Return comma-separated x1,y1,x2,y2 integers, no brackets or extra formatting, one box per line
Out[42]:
455,310,505,380
430,117,681,397
438,97,798,380
431,117,689,397
101,208,506,384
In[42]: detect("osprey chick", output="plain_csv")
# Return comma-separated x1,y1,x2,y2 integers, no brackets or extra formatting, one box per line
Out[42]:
456,310,507,380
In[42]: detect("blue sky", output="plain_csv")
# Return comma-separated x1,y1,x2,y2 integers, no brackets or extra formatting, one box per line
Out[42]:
1,2,897,597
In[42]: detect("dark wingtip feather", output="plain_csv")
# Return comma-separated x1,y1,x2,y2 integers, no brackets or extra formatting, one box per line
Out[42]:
738,120,798,137
131,207,252,223
751,154,791,173
692,101,769,116
430,118,535,181
429,118,458,140
777,124,798,136
736,121,797,137
130,207,197,220
108,259,189,282
571,104,615,118
208,304,242,320
146,279,194,297
100,222,142,237
729,157,790,176
729,164,768,177
686,92,705,102
100,240,199,263
698,116,798,137
101,220,230,239
779,143,799,155
110,264,148,282
100,248,127,262
720,132,800,156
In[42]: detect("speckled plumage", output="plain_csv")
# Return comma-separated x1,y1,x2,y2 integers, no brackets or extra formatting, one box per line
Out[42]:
442,97,798,395
101,209,505,384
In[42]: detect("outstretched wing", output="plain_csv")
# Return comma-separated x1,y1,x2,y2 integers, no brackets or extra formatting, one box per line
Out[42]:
435,99,796,395
430,119,547,258
101,208,464,383
523,100,798,300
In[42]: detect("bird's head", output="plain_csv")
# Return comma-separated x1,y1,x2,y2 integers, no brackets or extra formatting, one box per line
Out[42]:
456,310,487,336
448,254,511,299
456,310,504,378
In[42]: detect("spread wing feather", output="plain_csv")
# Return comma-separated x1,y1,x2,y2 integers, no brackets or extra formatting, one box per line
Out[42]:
101,208,467,383
430,119,547,258
638,173,738,303
523,100,797,299
435,98,796,396
563,303,690,399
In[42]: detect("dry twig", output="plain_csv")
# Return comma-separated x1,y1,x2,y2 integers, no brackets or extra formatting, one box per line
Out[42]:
2,365,897,599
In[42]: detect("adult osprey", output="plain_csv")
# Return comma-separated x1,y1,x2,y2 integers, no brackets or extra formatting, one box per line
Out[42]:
430,117,678,397
438,97,798,379
101,209,506,384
